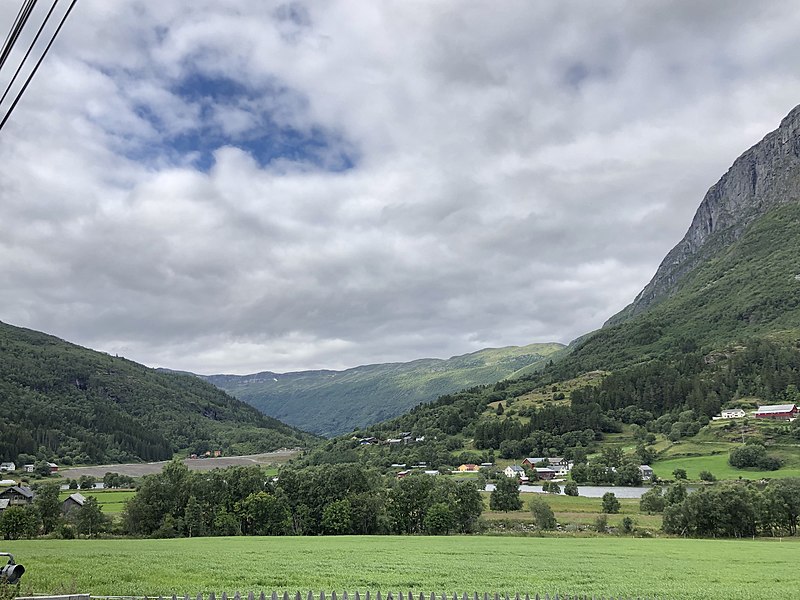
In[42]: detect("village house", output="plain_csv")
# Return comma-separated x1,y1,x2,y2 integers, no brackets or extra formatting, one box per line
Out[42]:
0,485,34,506
639,465,654,481
23,464,35,473
534,467,558,481
62,492,86,514
522,457,572,475
47,462,59,473
504,465,525,478
0,462,16,473
755,404,798,421
721,408,746,419
457,464,479,472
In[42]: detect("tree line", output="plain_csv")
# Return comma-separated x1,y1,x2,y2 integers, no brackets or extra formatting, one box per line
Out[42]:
121,461,483,538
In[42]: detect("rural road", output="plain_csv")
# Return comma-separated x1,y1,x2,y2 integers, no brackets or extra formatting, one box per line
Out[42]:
59,449,300,479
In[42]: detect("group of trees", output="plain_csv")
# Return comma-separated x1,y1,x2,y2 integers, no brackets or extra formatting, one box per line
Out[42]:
121,461,483,538
638,479,800,537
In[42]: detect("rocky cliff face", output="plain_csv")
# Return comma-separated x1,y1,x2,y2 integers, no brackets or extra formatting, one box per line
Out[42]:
607,103,800,326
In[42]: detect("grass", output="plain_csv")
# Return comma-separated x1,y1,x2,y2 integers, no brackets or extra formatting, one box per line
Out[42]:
4,536,799,599
653,453,800,480
59,489,136,514
480,492,663,529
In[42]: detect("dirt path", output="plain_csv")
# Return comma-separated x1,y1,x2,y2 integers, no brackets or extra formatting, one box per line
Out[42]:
59,449,300,479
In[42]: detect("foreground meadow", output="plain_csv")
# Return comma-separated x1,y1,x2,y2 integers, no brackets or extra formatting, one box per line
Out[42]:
4,536,799,600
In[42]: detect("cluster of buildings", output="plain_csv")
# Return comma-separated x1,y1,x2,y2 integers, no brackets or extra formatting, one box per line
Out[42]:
0,461,59,474
714,403,798,421
0,485,87,516
503,457,573,482
358,432,426,446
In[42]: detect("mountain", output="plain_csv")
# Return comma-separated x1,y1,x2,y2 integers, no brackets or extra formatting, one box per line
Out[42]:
300,102,800,469
0,321,317,466
204,343,565,437
560,103,800,374
608,103,800,326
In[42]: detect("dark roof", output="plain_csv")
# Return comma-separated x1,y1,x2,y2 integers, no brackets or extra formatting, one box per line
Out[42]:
0,485,33,499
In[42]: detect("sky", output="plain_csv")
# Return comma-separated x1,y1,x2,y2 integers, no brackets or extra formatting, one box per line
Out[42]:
2,1,800,375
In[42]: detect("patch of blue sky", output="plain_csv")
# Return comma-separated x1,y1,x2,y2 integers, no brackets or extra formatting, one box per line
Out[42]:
124,73,357,173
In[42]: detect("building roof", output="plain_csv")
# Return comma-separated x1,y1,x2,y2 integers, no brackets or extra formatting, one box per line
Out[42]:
506,465,525,472
756,404,797,413
535,467,557,473
524,457,545,464
639,465,653,471
66,493,86,506
0,485,33,499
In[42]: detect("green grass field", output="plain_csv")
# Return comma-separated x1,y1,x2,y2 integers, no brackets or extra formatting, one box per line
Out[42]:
59,490,136,514
481,493,662,529
3,536,799,599
653,450,800,480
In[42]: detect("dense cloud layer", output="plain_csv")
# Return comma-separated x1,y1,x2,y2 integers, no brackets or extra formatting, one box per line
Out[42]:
2,1,800,374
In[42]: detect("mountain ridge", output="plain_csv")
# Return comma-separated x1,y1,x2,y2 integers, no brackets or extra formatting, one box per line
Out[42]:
204,342,566,437
0,320,317,466
608,102,800,326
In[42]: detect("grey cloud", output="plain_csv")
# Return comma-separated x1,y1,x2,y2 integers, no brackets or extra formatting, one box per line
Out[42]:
2,1,800,373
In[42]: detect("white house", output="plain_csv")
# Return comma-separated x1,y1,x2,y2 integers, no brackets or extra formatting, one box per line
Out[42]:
504,465,525,478
639,465,654,481
0,462,15,473
721,408,746,419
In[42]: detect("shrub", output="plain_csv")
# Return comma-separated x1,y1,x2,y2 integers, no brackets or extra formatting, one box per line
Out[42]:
601,492,620,514
563,480,579,496
529,496,557,530
699,470,716,482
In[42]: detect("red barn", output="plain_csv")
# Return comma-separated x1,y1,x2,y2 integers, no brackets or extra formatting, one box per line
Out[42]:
755,404,798,420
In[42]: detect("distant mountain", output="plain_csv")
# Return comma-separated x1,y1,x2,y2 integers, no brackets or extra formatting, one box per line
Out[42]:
204,343,565,437
0,321,317,466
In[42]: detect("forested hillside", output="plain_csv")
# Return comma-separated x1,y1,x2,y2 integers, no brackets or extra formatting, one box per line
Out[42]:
205,343,564,436
0,321,317,465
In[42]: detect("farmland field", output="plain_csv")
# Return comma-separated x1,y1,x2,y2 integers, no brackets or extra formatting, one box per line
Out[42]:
4,536,799,600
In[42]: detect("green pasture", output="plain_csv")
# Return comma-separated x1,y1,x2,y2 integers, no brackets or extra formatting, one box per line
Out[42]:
4,536,799,599
58,490,136,515
653,451,800,480
482,492,662,530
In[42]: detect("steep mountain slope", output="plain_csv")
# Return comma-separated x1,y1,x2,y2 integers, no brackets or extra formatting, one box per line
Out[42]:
205,343,565,437
0,321,317,465
609,103,800,325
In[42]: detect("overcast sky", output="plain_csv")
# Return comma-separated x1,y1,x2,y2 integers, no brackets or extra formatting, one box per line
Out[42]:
2,1,800,375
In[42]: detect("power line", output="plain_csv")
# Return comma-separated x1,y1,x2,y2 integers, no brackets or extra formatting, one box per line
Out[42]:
0,0,78,134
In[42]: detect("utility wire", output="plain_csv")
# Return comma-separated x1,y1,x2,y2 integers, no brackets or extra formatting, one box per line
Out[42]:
0,0,78,133
0,0,61,109
0,0,37,70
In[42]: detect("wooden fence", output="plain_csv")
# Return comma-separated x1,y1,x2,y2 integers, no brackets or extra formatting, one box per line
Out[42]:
18,591,660,600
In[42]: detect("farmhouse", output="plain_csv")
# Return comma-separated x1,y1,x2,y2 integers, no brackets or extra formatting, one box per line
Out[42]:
23,464,34,473
0,462,16,473
534,467,558,480
0,485,34,506
62,492,86,514
522,456,571,475
720,408,746,419
755,404,798,420
457,464,479,472
639,465,654,481
504,465,525,478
